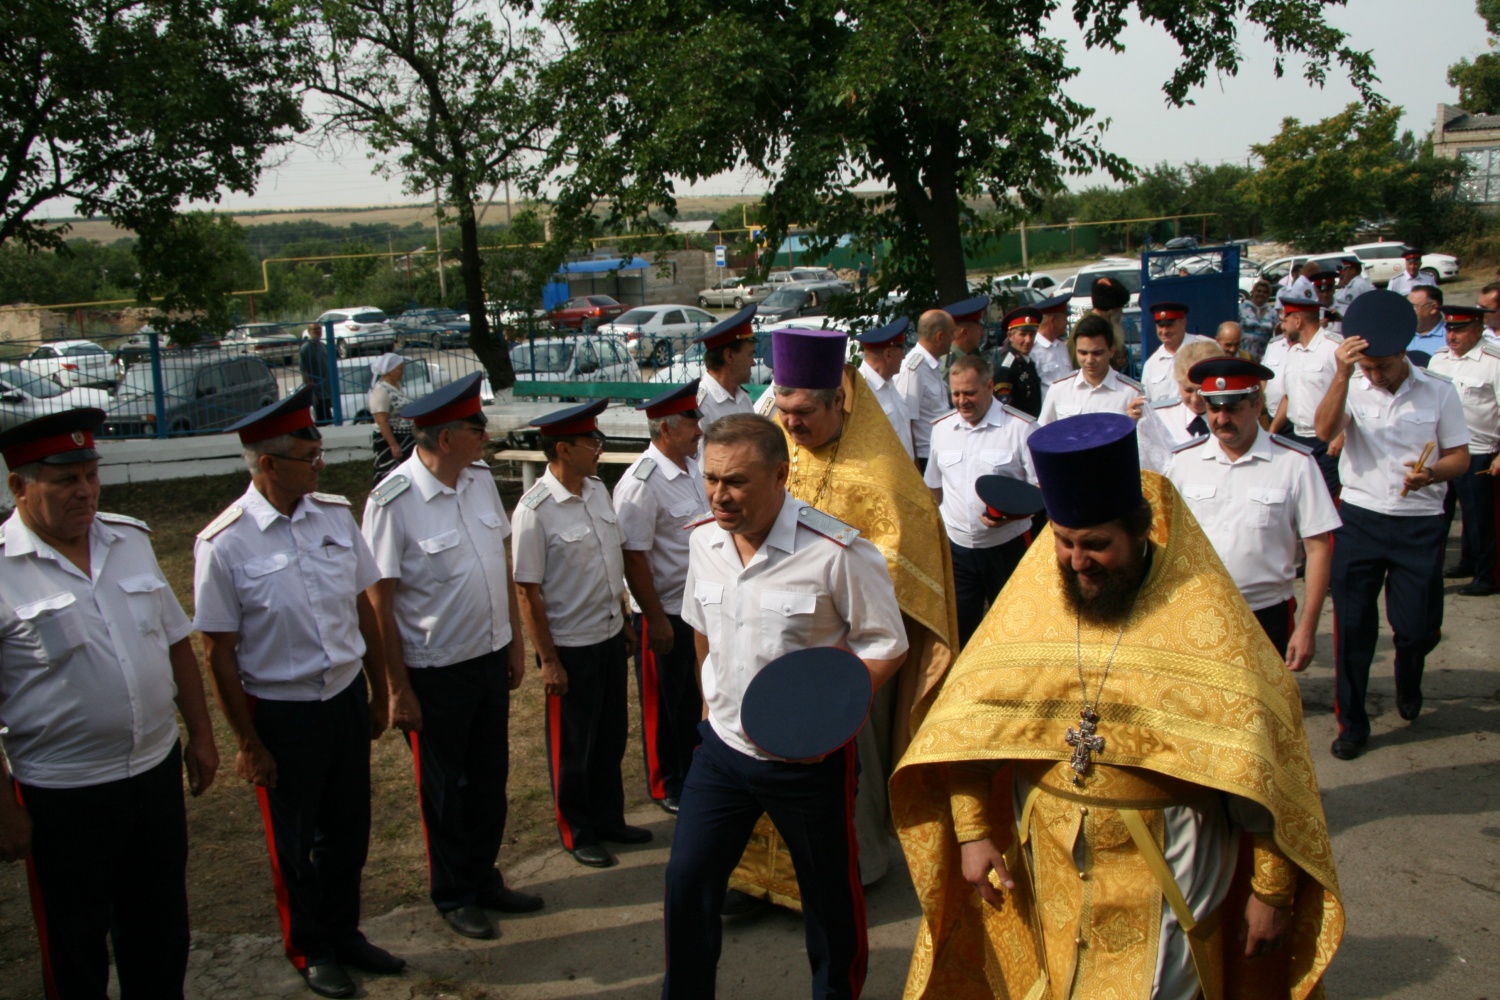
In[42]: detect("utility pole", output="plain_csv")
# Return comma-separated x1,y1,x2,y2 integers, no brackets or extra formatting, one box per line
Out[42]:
434,188,447,300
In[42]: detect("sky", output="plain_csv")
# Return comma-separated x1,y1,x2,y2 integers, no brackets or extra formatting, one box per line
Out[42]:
59,0,1498,216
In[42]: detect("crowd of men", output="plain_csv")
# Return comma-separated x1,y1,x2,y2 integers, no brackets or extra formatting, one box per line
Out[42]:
0,259,1495,999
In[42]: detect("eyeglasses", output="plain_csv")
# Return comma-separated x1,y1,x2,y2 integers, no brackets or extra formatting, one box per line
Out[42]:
272,450,325,467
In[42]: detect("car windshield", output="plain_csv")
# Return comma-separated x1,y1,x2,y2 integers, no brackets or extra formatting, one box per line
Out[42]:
241,325,287,339
119,363,196,398
614,309,655,325
351,311,386,324
64,344,106,357
1073,269,1142,296
511,341,575,374
586,296,617,307
761,288,806,309
0,365,68,398
340,367,374,393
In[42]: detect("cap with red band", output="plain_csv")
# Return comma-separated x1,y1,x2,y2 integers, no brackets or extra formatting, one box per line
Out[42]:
1004,306,1043,330
693,304,758,351
637,380,701,419
1276,285,1320,314
531,399,607,437
400,371,486,428
0,408,105,469
1151,301,1188,321
1187,357,1274,401
225,385,317,444
943,295,990,324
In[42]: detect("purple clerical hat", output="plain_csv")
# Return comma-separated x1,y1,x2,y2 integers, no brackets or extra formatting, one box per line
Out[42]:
772,328,848,390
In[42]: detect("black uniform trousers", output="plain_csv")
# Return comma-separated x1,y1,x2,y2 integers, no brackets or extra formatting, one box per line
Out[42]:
1252,598,1296,659
633,613,703,802
1282,431,1341,499
1443,451,1498,587
406,645,513,913
16,743,188,1000
250,679,371,969
544,629,629,850
951,534,1030,649
663,724,866,1000
1329,503,1445,744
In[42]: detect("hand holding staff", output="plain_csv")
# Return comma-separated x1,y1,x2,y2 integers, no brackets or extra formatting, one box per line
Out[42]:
1401,441,1437,497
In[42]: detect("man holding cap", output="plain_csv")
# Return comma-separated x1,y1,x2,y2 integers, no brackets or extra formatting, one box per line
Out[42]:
360,373,540,942
612,382,707,814
1140,301,1212,403
1269,283,1343,499
664,412,907,999
1314,290,1471,759
694,305,758,434
1429,304,1500,596
895,309,958,470
1032,292,1077,389
891,412,1343,1000
194,386,402,996
990,306,1045,418
1388,248,1427,296
854,317,915,457
0,409,219,999
512,400,645,868
925,354,1038,646
1168,358,1341,665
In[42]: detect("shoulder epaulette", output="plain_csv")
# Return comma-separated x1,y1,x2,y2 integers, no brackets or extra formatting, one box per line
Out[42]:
519,482,550,510
470,459,491,468
695,382,709,404
1149,398,1179,410
1050,371,1076,385
1323,330,1344,343
754,392,777,417
310,491,350,506
1171,436,1208,453
796,505,860,547
197,506,244,541
683,513,715,530
633,457,657,481
932,410,959,425
1481,341,1500,360
903,352,923,371
1116,373,1143,390
370,475,411,507
0,524,5,544
1269,434,1314,456
1001,403,1037,424
994,352,1015,370
1423,368,1454,384
96,511,151,533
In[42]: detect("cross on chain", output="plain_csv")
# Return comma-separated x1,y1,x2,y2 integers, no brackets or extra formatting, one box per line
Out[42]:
1065,707,1104,785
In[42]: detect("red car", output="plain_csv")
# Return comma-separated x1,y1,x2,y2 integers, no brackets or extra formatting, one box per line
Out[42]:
549,295,628,330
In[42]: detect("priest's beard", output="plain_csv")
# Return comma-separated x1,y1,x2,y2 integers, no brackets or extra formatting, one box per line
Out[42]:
1060,542,1149,627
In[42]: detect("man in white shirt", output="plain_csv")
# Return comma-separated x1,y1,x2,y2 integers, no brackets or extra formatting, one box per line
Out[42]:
894,309,957,471
1387,249,1426,296
1032,292,1076,389
0,409,218,1000
1478,281,1500,344
1332,257,1376,318
613,382,708,813
665,413,907,999
361,374,540,942
1167,358,1341,665
924,354,1038,646
694,305,758,434
1269,284,1343,498
1148,339,1223,446
1430,305,1500,596
513,400,646,869
1313,291,1471,760
1139,301,1213,403
853,317,915,457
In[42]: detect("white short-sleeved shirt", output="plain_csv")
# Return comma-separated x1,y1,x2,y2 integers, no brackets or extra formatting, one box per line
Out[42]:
894,343,953,459
511,470,626,646
858,361,915,458
1337,365,1472,516
0,513,191,788
1141,334,1212,402
680,496,908,760
1039,368,1173,473
1151,399,1208,446
1428,342,1500,454
1280,328,1341,437
697,373,753,432
1032,332,1075,391
1166,433,1342,609
923,403,1037,549
612,444,707,616
361,456,514,668
1388,271,1422,296
1261,337,1291,416
1333,276,1376,315
193,486,380,701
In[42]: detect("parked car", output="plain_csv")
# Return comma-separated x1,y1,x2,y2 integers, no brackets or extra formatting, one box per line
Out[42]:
753,282,852,324
101,355,279,437
1064,260,1143,322
972,272,1059,294
787,267,848,287
510,333,642,386
1243,252,1349,297
391,308,471,349
697,277,765,309
0,365,113,431
112,329,223,379
548,295,629,330
19,339,115,388
222,323,301,365
599,305,720,367
1343,242,1460,285
333,357,491,422
651,336,774,385
310,307,400,358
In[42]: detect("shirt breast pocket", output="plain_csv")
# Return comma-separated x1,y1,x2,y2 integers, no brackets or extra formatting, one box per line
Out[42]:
559,524,592,544
1056,403,1079,418
670,499,701,520
1179,483,1217,503
238,551,294,611
418,528,465,582
758,589,818,660
937,450,964,470
1248,487,1288,528
118,574,168,636
978,448,1013,472
1393,410,1437,451
693,579,724,636
15,592,84,664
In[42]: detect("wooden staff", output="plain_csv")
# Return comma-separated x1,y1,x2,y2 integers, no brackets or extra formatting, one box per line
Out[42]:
1401,440,1437,497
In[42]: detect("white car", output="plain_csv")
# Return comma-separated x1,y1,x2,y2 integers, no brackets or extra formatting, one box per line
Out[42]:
971,272,1059,294
0,364,113,431
310,307,400,358
1243,253,1349,297
335,358,494,423
1343,242,1460,286
510,333,642,386
599,305,720,367
651,342,773,386
1065,259,1142,322
18,339,115,388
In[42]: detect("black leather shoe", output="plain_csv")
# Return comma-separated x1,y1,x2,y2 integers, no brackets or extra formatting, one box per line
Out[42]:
1444,563,1475,579
600,824,653,845
333,936,406,974
721,888,767,917
442,903,496,939
1330,737,1365,760
1457,581,1497,596
1397,693,1423,721
659,796,681,815
478,882,544,913
301,962,355,998
571,842,617,867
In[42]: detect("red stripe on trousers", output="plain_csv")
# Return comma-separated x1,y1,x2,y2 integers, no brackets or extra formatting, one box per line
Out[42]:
246,694,307,970
13,783,59,1000
409,732,435,879
639,617,668,799
841,744,868,998
546,693,575,851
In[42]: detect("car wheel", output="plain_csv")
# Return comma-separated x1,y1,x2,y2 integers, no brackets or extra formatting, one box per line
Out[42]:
651,340,673,368
336,339,350,359
698,296,710,308
1420,267,1440,284
169,420,190,436
733,296,744,309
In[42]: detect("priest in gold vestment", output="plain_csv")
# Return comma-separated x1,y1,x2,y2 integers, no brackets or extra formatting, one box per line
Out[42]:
891,413,1343,1000
730,326,960,904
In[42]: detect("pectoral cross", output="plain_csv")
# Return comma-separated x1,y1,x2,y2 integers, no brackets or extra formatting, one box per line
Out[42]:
1065,706,1104,785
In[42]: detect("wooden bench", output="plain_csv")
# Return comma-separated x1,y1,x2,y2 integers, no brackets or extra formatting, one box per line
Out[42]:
491,448,636,489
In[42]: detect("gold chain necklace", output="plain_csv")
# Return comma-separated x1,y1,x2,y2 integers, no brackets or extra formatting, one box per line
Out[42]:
789,432,842,509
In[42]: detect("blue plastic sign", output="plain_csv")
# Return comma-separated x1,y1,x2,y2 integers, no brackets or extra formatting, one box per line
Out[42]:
715,245,727,267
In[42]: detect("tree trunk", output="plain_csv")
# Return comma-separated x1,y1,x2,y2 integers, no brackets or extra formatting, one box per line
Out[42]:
923,149,969,305
455,197,517,389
